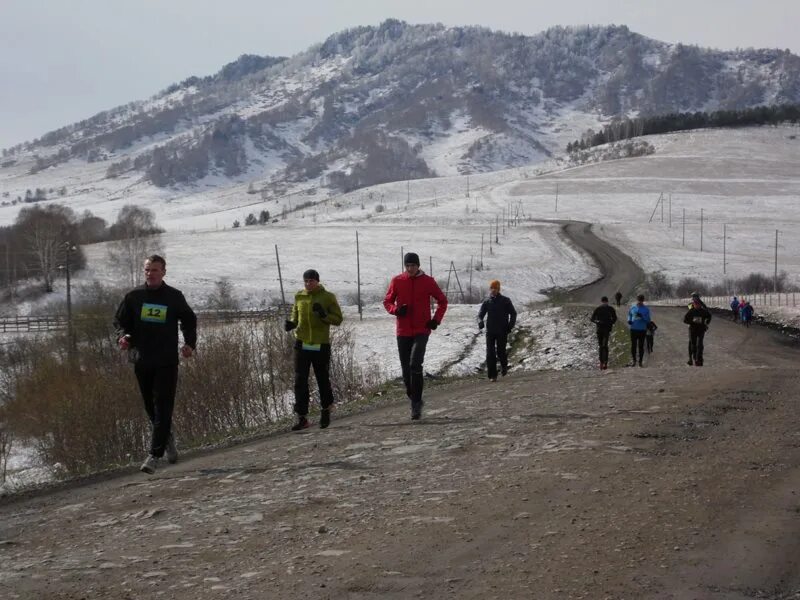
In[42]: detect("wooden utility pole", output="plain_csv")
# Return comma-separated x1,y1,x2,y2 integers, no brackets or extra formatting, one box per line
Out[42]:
356,231,362,320
480,234,484,269
275,245,286,309
723,223,727,275
682,208,686,247
774,229,779,292
64,241,75,354
668,194,672,228
555,183,558,213
700,208,704,252
468,256,473,300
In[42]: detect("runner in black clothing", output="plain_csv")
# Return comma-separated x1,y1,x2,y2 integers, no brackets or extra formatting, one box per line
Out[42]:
614,291,623,307
477,280,517,381
114,255,197,474
645,320,658,353
683,298,712,366
590,296,617,370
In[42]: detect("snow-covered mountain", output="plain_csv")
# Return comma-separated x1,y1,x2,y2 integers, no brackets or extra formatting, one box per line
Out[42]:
2,20,799,211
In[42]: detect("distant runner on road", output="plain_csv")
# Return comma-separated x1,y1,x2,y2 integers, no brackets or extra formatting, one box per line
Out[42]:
614,291,623,307
590,295,617,370
477,279,517,381
683,297,712,366
627,294,651,367
645,320,658,354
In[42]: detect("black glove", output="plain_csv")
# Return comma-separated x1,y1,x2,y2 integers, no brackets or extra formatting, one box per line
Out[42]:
284,320,297,332
426,319,439,330
478,321,484,330
312,302,326,318
395,304,408,317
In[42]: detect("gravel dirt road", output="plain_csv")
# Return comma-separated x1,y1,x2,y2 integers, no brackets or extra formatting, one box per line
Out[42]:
2,228,799,600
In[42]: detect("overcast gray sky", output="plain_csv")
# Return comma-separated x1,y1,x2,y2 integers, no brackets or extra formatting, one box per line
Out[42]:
1,0,797,150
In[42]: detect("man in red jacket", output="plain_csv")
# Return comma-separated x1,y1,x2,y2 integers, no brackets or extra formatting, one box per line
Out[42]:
383,252,448,420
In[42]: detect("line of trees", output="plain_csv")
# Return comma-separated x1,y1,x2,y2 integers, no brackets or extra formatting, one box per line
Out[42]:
567,103,800,153
1,204,163,296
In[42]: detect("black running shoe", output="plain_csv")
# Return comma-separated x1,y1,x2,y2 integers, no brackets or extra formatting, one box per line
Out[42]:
687,359,694,366
319,409,331,429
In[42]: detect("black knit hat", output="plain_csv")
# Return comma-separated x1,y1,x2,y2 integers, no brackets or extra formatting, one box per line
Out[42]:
302,269,320,281
403,252,420,266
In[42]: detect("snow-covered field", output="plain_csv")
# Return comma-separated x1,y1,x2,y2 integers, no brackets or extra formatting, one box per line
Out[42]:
504,126,800,287
2,125,800,491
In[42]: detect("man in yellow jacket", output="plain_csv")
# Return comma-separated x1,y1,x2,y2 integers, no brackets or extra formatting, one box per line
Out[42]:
285,269,343,430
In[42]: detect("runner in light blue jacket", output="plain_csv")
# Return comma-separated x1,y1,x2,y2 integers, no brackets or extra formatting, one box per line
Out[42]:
627,294,651,367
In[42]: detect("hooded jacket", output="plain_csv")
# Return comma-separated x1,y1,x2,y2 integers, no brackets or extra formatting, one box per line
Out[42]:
478,293,517,335
290,284,343,345
114,282,197,366
383,270,448,336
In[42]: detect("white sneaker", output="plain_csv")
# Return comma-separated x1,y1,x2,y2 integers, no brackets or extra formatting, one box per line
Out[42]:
165,434,179,464
140,455,158,474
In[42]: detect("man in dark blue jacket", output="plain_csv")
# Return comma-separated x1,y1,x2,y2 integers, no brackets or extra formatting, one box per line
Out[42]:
477,280,517,381
114,255,197,474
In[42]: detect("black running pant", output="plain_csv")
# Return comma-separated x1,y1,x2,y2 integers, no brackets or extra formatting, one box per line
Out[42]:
486,332,508,379
134,363,179,458
688,328,705,363
630,330,646,362
596,329,611,364
646,334,654,353
293,342,334,416
397,335,429,405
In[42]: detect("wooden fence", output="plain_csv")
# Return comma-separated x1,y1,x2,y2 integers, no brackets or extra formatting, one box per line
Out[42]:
0,308,281,334
655,292,798,310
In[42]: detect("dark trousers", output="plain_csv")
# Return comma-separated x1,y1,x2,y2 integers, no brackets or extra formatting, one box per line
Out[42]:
293,342,334,416
688,328,706,363
134,363,179,458
397,335,429,405
486,332,509,379
646,333,654,353
596,329,611,364
630,330,646,362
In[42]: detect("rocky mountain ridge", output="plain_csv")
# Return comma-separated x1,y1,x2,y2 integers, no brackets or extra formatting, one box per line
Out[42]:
2,20,799,200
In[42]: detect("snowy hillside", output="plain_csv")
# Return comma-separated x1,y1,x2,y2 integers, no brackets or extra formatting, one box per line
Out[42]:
2,20,799,216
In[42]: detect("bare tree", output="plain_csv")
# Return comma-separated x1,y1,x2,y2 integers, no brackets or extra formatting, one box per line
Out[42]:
205,278,240,310
107,205,163,286
15,205,78,292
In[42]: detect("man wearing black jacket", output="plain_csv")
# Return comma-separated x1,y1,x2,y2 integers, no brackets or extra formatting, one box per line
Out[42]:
683,297,712,366
477,280,517,382
591,296,617,370
114,255,197,474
